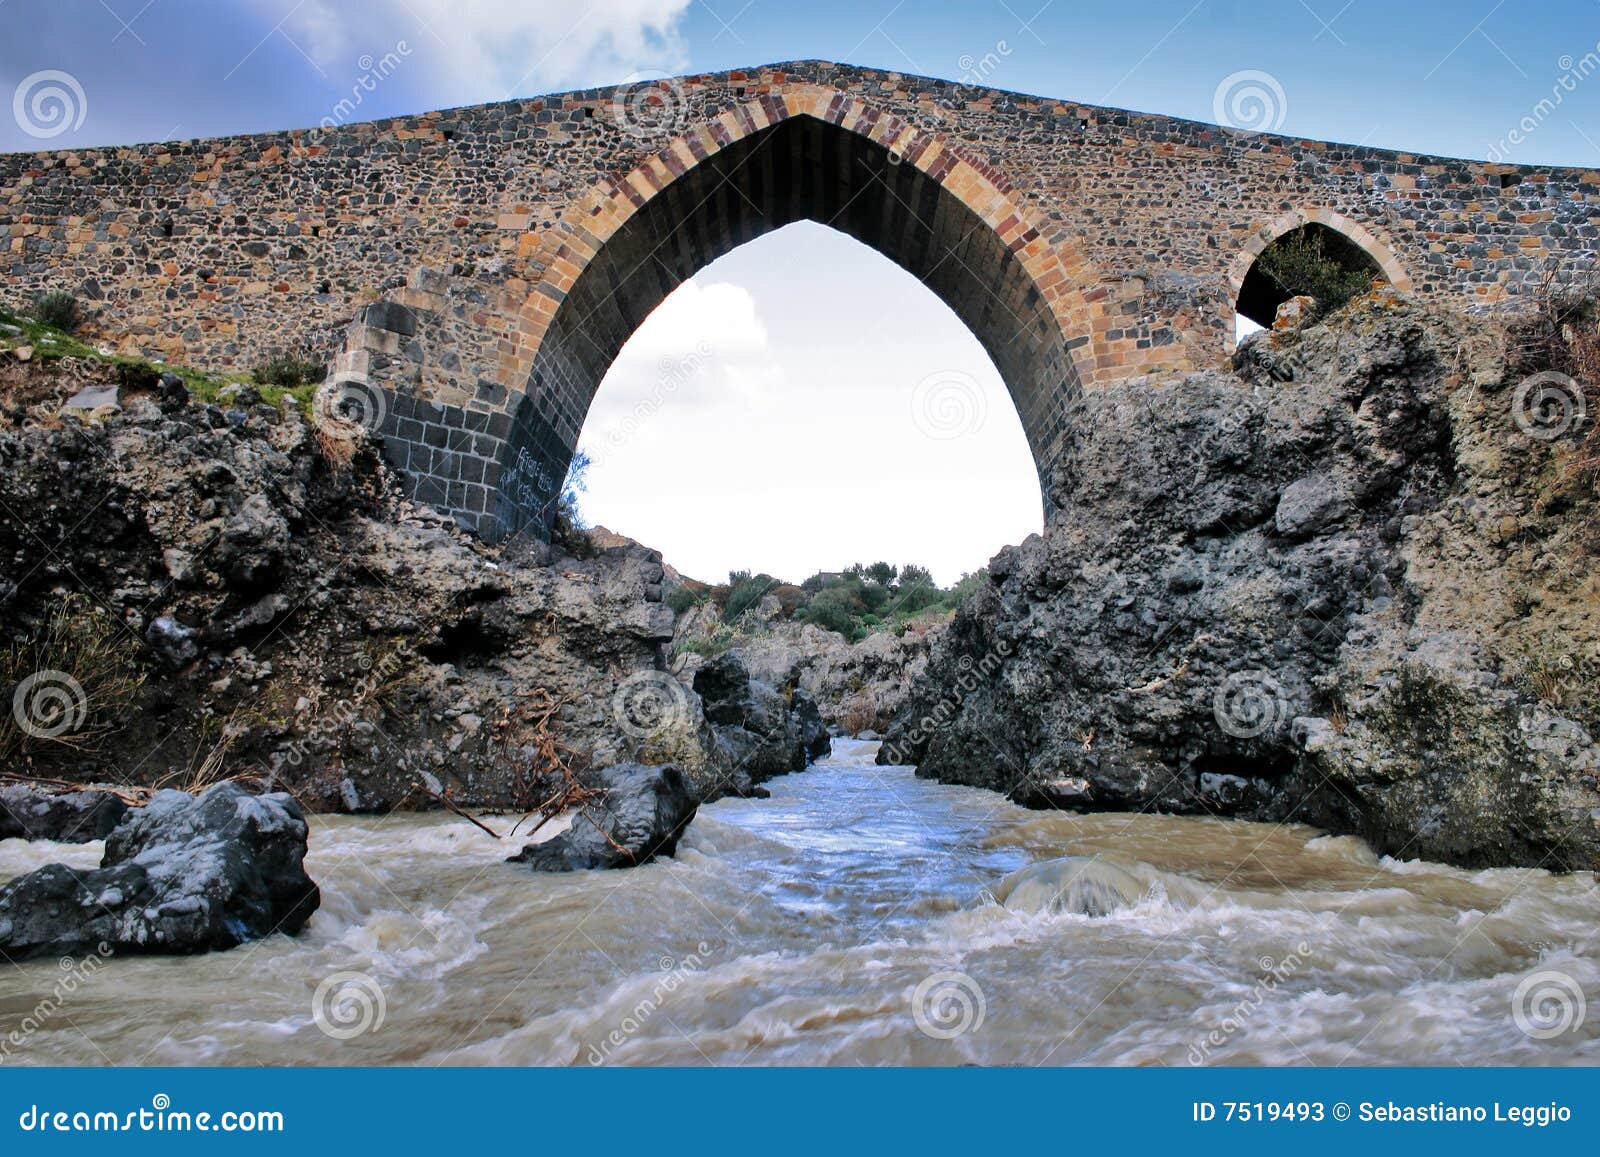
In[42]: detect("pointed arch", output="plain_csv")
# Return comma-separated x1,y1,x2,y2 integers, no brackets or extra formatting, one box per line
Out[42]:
487,87,1116,537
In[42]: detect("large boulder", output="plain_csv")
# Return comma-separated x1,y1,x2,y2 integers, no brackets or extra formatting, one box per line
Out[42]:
692,653,826,784
0,785,127,843
0,781,320,961
507,762,696,872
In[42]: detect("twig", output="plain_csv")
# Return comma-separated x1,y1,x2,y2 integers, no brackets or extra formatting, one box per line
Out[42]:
0,771,152,807
415,782,502,839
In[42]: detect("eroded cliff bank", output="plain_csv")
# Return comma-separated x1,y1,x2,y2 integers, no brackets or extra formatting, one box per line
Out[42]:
883,293,1600,871
0,356,823,813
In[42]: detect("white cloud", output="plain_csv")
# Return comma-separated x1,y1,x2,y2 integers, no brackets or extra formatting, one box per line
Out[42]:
576,223,1044,587
583,280,783,465
255,0,692,104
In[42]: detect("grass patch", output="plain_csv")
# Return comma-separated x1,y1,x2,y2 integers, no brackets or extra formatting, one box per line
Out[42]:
0,305,316,416
0,595,146,765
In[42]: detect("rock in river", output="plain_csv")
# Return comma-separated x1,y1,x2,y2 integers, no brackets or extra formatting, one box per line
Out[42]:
508,762,697,872
0,784,128,843
0,781,321,961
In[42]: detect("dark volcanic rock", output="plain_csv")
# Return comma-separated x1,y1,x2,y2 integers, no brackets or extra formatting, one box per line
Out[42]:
0,781,321,961
0,785,128,843
882,295,1600,871
692,653,827,785
791,688,831,761
0,360,697,815
508,762,696,871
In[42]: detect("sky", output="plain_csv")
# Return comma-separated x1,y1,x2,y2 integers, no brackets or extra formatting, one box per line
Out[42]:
4,1,1600,582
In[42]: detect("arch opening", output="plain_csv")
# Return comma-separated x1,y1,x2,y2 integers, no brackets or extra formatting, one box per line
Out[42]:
493,111,1084,539
1235,221,1384,332
574,221,1046,584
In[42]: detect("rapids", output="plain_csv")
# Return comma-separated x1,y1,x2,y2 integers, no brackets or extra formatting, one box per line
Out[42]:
1,740,1595,1065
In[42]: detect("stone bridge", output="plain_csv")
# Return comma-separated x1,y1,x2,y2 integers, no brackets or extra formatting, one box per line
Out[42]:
3,61,1597,535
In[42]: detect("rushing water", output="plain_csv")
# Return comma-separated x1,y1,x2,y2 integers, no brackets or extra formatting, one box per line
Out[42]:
1,740,1596,1066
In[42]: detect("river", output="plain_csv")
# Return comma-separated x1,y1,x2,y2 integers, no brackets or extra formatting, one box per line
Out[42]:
1,740,1596,1065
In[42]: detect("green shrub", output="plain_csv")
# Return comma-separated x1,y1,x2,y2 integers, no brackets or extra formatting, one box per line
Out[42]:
666,585,701,615
30,290,80,333
724,573,777,622
1255,228,1377,317
799,589,859,638
252,350,326,388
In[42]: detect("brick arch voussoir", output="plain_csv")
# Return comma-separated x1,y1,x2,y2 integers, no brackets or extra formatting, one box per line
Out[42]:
500,85,1113,405
1228,206,1415,312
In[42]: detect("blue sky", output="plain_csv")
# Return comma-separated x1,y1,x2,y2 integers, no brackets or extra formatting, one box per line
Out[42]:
5,1,1599,162
4,2,1599,582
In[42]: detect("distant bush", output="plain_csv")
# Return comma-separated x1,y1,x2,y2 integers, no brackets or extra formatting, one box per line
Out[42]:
772,584,809,617
666,585,701,615
799,588,860,638
946,571,986,604
707,559,987,640
30,290,80,333
724,573,777,622
252,350,325,388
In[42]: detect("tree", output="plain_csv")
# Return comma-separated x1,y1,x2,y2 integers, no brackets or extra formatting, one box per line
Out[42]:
558,449,592,529
865,561,898,586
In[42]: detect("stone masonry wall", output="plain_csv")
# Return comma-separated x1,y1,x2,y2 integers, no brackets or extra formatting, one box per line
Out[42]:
3,60,1596,536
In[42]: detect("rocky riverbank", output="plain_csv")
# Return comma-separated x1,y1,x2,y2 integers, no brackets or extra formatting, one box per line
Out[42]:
0,354,826,816
675,616,934,736
882,292,1600,871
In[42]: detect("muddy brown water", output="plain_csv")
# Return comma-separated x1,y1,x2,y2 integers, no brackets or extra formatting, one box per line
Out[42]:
1,740,1596,1065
